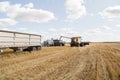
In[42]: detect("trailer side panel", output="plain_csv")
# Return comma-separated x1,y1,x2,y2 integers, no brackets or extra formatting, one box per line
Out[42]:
0,30,41,49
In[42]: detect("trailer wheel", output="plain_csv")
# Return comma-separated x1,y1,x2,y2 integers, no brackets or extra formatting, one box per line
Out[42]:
25,47,34,52
32,47,37,51
0,49,4,53
36,46,41,50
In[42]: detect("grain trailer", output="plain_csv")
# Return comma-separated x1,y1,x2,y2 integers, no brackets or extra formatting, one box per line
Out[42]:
0,30,42,53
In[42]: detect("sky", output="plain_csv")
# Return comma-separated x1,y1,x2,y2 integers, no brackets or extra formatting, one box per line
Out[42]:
0,0,120,42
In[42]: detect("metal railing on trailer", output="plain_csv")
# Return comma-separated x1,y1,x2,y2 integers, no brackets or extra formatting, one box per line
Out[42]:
0,30,42,53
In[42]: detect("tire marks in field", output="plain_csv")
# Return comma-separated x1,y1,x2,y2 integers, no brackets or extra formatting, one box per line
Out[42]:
9,48,80,80
0,44,120,80
0,48,67,79
100,45,120,80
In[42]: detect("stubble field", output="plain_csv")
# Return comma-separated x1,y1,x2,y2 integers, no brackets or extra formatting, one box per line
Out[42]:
0,43,120,80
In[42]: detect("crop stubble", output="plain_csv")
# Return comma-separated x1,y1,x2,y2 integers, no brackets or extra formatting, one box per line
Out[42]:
0,43,120,80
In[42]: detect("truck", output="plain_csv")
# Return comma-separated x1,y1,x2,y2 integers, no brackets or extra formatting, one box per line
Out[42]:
53,39,65,46
43,39,54,46
0,30,42,53
43,39,65,47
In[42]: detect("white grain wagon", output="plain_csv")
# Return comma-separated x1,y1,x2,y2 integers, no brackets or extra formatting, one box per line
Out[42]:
0,30,42,52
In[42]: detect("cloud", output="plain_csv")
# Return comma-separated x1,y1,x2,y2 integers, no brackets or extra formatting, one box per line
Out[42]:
0,18,17,25
116,24,120,27
60,27,72,31
0,1,9,12
19,27,27,31
0,1,56,23
48,27,80,37
82,25,120,42
100,6,120,19
0,27,9,30
60,27,80,36
24,3,33,8
65,0,86,21
48,28,57,32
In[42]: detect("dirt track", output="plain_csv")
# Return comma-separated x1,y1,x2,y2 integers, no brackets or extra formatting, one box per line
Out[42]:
0,43,120,80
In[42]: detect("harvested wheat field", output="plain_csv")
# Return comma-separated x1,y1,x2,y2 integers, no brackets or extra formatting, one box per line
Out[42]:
0,43,120,80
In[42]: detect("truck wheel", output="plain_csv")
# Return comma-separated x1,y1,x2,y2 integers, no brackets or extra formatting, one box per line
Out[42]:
60,44,62,46
13,49,17,52
77,44,80,47
80,43,84,47
71,44,73,47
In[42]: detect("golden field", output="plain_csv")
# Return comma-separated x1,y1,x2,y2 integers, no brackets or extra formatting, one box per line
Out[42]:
0,43,120,80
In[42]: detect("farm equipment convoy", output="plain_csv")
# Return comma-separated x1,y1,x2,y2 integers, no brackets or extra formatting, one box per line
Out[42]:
43,36,89,47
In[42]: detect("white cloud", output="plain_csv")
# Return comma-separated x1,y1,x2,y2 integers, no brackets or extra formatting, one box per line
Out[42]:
61,27,72,31
65,0,86,21
48,28,57,32
48,27,80,38
0,1,9,12
89,13,95,17
82,25,120,42
0,18,17,25
0,27,9,30
0,1,56,23
24,3,33,8
60,27,80,36
100,6,120,19
100,26,112,30
19,27,27,31
116,24,120,27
